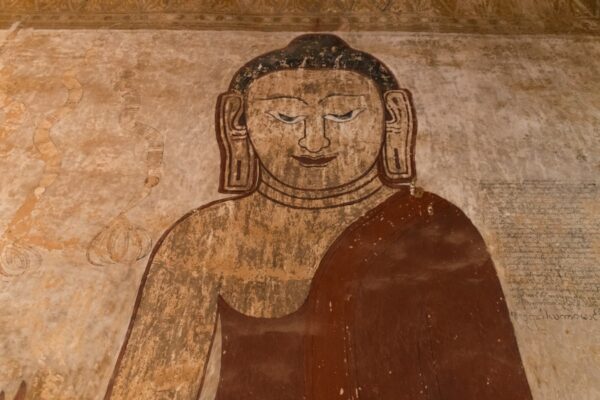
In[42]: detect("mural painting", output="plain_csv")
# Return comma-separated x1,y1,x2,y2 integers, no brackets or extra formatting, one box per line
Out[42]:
104,35,532,400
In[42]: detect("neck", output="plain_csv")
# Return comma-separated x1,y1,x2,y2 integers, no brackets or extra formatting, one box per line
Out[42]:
257,167,384,210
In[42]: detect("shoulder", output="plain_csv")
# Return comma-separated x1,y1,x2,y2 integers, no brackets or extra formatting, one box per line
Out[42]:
370,189,493,270
378,188,483,241
417,190,487,249
377,188,469,220
150,194,250,263
166,195,250,239
418,191,470,219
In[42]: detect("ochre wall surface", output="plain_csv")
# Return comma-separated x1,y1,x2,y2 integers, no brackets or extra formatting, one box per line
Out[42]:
0,29,599,399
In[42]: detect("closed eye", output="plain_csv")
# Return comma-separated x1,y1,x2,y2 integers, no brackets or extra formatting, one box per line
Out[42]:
323,108,365,122
266,111,306,124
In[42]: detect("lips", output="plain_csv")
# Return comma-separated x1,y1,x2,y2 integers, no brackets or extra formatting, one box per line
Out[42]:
292,154,337,167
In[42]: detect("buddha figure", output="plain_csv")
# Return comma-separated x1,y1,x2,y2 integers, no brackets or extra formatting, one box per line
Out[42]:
104,34,532,400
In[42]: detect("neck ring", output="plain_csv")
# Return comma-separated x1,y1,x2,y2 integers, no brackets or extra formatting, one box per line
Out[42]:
257,167,383,209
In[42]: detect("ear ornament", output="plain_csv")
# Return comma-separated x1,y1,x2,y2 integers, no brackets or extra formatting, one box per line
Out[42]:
216,92,259,194
379,89,417,186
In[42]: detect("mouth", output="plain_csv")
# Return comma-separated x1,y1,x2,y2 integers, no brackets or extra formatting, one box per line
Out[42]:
291,154,337,168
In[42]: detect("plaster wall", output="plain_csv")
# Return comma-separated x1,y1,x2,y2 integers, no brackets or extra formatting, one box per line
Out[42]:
0,29,598,399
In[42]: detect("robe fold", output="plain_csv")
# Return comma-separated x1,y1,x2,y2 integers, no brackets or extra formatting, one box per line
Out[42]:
214,189,532,399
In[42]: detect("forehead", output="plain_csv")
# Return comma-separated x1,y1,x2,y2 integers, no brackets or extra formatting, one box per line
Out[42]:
247,69,380,100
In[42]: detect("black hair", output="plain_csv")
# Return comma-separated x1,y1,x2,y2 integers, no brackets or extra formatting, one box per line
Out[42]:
229,34,399,94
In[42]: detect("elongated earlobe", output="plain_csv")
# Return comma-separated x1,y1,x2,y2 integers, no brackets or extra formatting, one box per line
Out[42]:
379,89,417,185
216,92,258,193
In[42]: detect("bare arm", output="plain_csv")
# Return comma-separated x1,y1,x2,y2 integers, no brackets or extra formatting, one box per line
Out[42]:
105,216,221,400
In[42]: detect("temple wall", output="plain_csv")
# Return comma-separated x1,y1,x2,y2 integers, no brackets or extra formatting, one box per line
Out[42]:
0,29,598,399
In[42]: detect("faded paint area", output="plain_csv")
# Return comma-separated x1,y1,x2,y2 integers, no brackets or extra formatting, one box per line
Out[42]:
109,187,401,399
0,30,598,399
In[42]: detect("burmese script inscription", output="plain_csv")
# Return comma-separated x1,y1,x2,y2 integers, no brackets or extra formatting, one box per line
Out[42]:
481,181,600,322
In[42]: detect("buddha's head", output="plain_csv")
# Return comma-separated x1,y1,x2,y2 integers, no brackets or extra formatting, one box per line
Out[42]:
217,34,416,193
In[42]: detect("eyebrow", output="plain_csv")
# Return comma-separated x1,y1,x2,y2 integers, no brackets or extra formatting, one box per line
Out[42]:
255,95,308,105
318,94,365,104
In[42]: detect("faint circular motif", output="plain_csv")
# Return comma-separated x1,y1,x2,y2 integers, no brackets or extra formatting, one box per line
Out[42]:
87,217,153,266
0,241,41,278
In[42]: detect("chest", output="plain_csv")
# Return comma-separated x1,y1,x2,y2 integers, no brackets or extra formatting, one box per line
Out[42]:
213,214,348,317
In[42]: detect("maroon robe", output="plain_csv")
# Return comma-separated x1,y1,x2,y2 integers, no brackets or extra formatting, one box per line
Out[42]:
214,189,532,399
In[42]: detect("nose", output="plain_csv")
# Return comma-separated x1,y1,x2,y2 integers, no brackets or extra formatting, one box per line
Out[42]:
298,115,330,153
